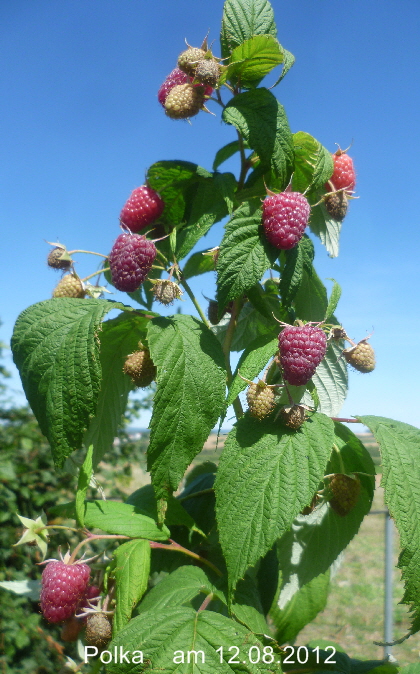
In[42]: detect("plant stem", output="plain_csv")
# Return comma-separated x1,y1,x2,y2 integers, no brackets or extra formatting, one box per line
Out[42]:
330,417,361,423
81,268,109,283
44,525,80,533
179,274,210,327
67,249,107,258
198,592,214,612
222,298,244,418
237,131,250,190
178,488,214,502
69,534,131,563
149,539,223,577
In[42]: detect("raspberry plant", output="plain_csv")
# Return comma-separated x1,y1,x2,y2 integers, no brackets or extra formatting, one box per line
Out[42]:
9,0,420,671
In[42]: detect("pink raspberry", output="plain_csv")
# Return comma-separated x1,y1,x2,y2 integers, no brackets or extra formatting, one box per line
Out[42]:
119,185,164,233
108,232,157,292
158,67,213,107
262,191,310,250
158,68,189,106
326,149,356,192
40,561,90,624
278,324,327,386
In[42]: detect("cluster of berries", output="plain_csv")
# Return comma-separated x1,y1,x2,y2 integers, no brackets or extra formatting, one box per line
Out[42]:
40,556,112,649
261,147,356,251
245,321,375,427
158,40,220,120
323,147,356,222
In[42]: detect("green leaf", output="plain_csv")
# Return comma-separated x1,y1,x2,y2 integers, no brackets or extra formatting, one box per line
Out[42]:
216,200,278,309
11,298,123,468
357,416,420,634
183,250,216,281
245,278,285,322
233,573,269,634
293,267,328,322
177,473,217,536
75,445,93,527
223,88,294,183
227,334,278,408
126,484,204,535
292,132,334,194
276,424,375,593
270,570,330,643
146,160,211,227
215,413,335,593
107,606,282,673
311,341,348,417
50,500,170,540
212,302,278,352
213,141,242,171
147,315,226,499
279,235,315,307
270,47,295,86
137,565,218,614
309,198,342,258
113,539,151,634
221,0,277,59
324,279,342,322
176,172,237,260
223,35,284,88
84,312,150,467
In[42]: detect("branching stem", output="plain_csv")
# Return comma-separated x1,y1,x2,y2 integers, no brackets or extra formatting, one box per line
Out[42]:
149,539,223,577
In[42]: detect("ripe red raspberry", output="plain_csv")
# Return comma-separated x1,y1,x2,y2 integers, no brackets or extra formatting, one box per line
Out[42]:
40,560,90,624
108,233,157,292
326,149,356,193
119,185,164,233
278,324,327,386
262,191,310,250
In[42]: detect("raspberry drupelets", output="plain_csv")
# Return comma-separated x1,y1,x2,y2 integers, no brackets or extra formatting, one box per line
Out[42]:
262,191,310,250
108,232,157,293
119,185,164,233
158,68,213,108
278,324,327,386
40,560,91,623
327,148,356,193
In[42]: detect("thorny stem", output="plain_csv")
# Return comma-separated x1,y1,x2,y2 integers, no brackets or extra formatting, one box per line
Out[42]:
81,268,110,283
67,249,107,258
223,298,244,419
149,539,223,577
69,534,131,563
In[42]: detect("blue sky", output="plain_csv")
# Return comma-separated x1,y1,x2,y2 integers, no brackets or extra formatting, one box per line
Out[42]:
1,0,419,429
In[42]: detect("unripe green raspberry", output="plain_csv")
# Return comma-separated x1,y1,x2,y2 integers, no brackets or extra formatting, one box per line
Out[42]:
164,83,204,119
328,473,361,516
178,47,207,76
195,59,220,87
123,348,156,387
343,339,375,373
151,279,183,305
246,381,276,420
85,613,112,649
52,274,85,298
279,404,306,429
